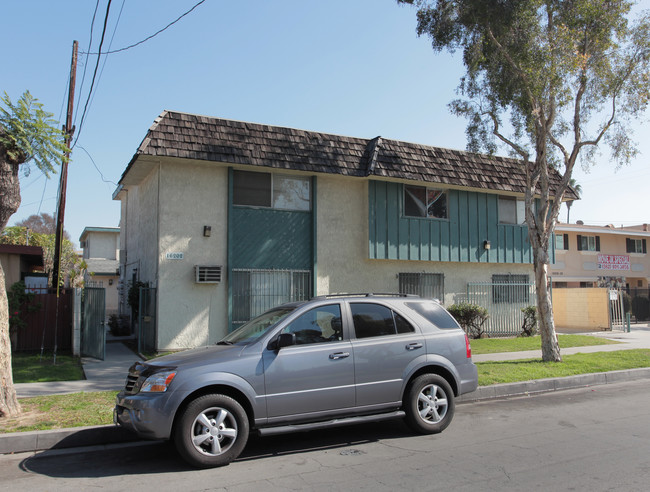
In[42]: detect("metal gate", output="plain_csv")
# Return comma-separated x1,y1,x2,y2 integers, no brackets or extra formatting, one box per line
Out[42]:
138,287,157,354
467,281,536,336
81,287,106,360
608,289,625,330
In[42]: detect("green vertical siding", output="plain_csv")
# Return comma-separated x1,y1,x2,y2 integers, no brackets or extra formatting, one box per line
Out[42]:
368,181,532,264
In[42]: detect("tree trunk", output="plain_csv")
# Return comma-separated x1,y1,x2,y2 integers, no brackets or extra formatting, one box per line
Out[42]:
0,264,21,417
533,247,562,362
0,148,23,417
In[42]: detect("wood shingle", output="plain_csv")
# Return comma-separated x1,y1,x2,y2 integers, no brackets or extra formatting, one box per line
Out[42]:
121,110,576,198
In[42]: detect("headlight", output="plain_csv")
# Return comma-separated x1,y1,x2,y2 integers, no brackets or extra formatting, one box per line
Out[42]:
140,370,177,392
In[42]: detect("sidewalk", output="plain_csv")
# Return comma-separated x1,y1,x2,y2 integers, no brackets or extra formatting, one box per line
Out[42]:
3,327,650,455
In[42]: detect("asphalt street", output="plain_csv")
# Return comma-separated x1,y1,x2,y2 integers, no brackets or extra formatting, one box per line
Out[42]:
1,379,649,491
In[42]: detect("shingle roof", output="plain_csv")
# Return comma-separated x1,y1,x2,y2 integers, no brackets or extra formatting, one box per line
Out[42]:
122,110,576,198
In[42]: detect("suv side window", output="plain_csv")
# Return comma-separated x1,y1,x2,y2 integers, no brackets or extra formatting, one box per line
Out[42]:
281,304,343,345
350,303,415,338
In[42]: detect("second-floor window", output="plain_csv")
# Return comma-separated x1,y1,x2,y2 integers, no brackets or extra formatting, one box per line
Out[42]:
404,185,448,219
577,235,600,252
498,196,526,225
626,238,647,254
555,233,569,250
233,170,311,211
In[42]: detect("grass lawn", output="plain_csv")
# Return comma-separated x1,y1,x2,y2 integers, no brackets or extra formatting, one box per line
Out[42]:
470,334,618,355
0,391,117,433
477,349,650,385
11,352,85,383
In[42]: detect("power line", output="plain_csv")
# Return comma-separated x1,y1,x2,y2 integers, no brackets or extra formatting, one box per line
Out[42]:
79,0,206,55
74,0,101,130
72,0,112,149
76,145,118,186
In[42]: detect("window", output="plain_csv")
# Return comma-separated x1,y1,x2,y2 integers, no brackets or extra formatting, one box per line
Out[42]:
233,170,310,211
406,301,460,329
399,272,444,300
404,185,448,219
498,196,526,224
231,269,311,328
281,304,342,345
626,238,647,254
492,274,531,304
350,303,415,338
577,235,600,252
555,234,569,251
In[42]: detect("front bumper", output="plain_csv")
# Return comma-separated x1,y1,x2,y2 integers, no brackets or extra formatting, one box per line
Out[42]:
114,391,176,440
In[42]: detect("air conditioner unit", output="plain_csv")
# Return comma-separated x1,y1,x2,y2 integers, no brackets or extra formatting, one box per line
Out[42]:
195,265,222,283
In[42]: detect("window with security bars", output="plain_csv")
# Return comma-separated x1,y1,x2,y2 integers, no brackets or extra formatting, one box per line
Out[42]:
231,269,311,329
398,273,444,301
492,274,531,303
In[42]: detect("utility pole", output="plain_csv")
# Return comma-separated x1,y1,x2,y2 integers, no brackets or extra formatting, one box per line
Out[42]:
52,40,77,290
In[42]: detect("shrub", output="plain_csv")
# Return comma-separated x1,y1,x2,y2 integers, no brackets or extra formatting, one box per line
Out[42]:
520,306,538,337
447,303,488,339
108,314,131,336
622,292,632,314
7,281,41,334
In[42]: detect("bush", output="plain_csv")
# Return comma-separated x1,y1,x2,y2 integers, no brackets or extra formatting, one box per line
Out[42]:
520,306,538,337
622,292,632,314
7,281,41,334
447,303,488,339
108,314,131,336
631,296,650,321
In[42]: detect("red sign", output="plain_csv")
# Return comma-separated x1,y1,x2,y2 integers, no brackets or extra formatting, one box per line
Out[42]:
597,254,630,271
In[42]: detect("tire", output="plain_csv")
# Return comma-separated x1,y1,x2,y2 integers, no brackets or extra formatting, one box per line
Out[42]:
174,394,249,468
404,374,455,434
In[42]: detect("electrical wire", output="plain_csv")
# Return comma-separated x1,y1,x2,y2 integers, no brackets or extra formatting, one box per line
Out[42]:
79,0,206,55
76,145,118,186
86,0,126,118
74,0,101,131
72,0,112,149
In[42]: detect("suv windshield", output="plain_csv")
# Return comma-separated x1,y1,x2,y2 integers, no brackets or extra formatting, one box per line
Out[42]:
220,307,296,345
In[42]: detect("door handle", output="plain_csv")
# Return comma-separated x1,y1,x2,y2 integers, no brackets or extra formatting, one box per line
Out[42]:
406,343,423,351
329,352,350,360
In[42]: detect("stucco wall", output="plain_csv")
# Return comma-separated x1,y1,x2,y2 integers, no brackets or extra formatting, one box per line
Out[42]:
156,160,228,349
552,287,610,330
316,175,534,305
85,231,118,260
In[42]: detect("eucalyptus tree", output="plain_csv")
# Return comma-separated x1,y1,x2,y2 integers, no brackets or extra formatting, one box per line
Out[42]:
399,0,650,361
0,91,68,417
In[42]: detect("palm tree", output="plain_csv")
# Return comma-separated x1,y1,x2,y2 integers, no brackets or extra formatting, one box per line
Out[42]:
566,179,582,223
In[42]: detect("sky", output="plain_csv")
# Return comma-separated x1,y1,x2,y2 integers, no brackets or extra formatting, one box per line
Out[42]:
2,0,650,249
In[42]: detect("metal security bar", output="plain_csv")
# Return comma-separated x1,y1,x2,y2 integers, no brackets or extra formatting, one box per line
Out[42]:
608,289,625,331
231,269,311,329
398,272,444,301
467,281,537,336
138,287,157,354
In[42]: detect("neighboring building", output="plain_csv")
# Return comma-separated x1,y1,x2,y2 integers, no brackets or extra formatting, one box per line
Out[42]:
551,222,650,289
79,227,120,315
114,111,573,351
0,244,45,289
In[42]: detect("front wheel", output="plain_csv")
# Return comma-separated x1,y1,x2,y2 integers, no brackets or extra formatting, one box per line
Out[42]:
404,374,455,434
174,394,249,468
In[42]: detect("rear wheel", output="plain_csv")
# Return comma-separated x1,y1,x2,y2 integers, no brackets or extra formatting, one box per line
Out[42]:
174,394,249,468
404,374,455,434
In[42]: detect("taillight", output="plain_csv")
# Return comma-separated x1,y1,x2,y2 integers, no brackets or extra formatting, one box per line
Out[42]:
465,333,472,359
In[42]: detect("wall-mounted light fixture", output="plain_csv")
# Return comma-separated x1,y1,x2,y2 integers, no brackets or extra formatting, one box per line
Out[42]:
483,240,491,250
109,279,114,286
203,226,212,237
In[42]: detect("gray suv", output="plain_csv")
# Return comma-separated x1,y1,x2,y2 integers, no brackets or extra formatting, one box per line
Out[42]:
114,294,478,468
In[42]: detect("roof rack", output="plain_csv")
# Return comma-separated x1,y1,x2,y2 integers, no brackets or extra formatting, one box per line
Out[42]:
314,293,420,300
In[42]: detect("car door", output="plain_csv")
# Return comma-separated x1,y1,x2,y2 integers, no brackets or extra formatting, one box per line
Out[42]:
262,303,355,420
348,301,425,408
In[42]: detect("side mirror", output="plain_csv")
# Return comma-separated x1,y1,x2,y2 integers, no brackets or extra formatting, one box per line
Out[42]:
274,332,296,350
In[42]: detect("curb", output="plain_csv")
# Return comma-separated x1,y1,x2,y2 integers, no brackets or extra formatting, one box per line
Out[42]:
3,367,650,456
